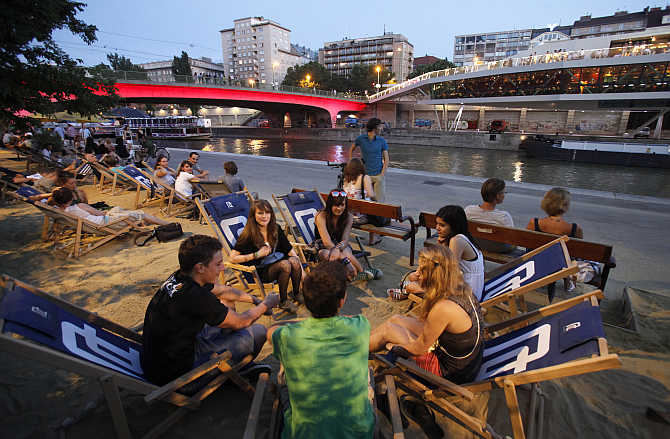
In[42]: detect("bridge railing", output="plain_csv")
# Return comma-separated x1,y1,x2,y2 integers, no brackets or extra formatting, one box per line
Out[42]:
369,42,670,101
108,71,368,102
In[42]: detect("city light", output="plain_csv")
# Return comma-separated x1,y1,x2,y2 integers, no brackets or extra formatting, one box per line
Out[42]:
248,78,255,87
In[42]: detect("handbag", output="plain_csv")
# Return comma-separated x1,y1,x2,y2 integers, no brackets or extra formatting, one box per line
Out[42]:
135,222,183,246
257,240,285,268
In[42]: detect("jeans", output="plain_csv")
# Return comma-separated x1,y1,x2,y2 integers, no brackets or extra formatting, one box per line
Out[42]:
193,323,266,366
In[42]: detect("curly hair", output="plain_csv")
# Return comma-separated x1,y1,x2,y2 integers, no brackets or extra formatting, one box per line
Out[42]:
417,245,472,320
541,187,571,216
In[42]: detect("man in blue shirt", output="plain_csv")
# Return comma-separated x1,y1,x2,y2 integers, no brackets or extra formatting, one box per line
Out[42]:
349,118,389,202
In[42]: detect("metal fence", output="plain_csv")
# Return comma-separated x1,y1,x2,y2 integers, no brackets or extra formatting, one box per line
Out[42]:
369,42,670,101
108,71,368,102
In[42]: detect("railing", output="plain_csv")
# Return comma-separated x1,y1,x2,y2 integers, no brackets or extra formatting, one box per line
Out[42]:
369,42,670,101
108,71,368,102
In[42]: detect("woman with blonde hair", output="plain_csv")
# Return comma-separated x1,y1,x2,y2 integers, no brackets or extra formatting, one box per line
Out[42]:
230,199,303,312
370,245,483,383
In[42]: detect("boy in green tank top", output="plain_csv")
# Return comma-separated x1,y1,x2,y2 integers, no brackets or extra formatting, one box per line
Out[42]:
268,260,375,438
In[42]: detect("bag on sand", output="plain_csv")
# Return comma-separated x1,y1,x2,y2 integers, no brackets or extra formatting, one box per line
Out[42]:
135,223,183,246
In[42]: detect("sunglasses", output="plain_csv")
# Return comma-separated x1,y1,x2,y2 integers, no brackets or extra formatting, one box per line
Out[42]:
330,190,347,198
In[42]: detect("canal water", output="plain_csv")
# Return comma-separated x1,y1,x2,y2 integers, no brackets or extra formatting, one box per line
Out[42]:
157,137,670,198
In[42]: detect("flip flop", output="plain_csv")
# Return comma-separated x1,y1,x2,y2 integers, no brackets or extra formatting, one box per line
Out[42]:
399,395,443,439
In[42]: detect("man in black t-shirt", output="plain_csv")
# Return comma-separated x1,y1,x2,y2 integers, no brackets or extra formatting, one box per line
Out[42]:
142,235,279,385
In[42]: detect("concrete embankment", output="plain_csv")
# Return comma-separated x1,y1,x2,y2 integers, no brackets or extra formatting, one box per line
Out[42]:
212,127,522,150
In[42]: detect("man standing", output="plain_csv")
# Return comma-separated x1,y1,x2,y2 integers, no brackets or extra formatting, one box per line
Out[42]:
54,124,65,142
187,151,210,178
464,177,515,253
349,118,388,202
141,235,279,385
268,261,375,438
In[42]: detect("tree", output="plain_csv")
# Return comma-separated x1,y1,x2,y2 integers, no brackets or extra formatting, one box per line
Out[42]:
349,64,394,94
282,62,331,88
407,58,456,79
0,0,119,130
172,51,192,78
106,52,144,72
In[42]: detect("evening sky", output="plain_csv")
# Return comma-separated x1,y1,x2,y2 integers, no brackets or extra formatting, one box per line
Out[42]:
54,0,656,66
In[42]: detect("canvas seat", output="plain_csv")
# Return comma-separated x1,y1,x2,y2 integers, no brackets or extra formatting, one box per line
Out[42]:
110,165,164,208
137,168,201,217
0,274,259,439
372,290,621,439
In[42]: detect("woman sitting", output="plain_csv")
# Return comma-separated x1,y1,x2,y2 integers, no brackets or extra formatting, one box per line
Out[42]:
315,189,373,281
174,160,202,198
343,158,375,201
229,199,303,313
406,205,484,301
370,246,483,384
50,187,169,226
153,155,176,189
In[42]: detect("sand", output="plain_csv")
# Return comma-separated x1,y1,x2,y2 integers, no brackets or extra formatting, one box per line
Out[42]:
0,149,669,439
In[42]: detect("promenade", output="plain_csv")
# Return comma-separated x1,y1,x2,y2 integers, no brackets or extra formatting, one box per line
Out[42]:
170,148,670,299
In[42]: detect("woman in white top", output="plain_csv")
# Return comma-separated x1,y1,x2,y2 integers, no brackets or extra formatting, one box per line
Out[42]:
406,205,484,301
50,187,169,226
153,155,176,188
174,160,199,197
342,158,375,201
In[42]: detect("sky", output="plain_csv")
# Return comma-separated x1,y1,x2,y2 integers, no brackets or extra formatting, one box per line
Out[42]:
54,0,661,66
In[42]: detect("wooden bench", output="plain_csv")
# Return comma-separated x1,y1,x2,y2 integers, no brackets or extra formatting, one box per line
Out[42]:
293,188,417,266
418,212,616,290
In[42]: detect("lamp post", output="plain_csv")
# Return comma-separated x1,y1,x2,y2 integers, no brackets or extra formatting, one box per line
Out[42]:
375,65,381,91
272,61,279,88
305,74,311,88
248,78,255,88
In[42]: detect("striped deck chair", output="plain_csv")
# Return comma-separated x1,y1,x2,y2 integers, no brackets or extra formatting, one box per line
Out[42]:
195,192,278,299
372,290,621,439
111,165,164,209
412,237,579,318
272,190,372,270
0,274,258,439
139,168,200,217
89,162,130,195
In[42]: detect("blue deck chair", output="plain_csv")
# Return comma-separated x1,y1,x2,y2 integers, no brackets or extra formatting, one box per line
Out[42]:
112,165,164,209
272,190,372,270
0,274,257,439
195,192,277,298
138,167,202,217
373,290,621,439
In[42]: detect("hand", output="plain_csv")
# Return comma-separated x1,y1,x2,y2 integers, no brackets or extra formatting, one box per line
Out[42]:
328,247,341,261
262,293,280,309
257,244,271,258
405,282,422,294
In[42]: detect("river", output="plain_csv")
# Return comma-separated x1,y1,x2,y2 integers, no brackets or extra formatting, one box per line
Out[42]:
156,137,670,198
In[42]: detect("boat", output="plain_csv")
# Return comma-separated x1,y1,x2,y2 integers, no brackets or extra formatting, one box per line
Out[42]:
523,136,670,169
124,116,212,140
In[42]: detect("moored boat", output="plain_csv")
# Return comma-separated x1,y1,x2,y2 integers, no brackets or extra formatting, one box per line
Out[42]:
125,116,212,140
523,136,670,168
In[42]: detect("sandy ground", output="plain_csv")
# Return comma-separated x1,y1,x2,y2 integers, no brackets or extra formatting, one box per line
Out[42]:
0,149,669,438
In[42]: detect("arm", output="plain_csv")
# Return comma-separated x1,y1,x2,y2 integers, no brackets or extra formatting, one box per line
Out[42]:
218,294,280,331
76,203,106,216
229,244,271,264
574,225,584,239
348,142,358,160
76,188,88,204
381,150,389,176
211,283,256,303
28,192,52,202
363,175,376,200
314,212,335,248
525,218,534,231
448,235,469,262
339,213,354,246
392,301,451,355
154,168,168,178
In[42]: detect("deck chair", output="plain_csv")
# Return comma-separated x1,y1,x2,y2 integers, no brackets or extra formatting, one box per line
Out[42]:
0,274,259,439
195,192,278,299
11,191,148,258
372,290,621,439
138,168,200,217
413,237,579,318
110,166,164,209
89,162,131,195
272,190,372,270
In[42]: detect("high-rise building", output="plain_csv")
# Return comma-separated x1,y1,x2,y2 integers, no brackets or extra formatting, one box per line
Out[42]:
219,16,310,85
318,33,414,81
454,6,670,66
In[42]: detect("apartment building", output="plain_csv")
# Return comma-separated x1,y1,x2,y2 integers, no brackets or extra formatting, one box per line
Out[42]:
219,16,310,85
318,33,414,81
139,57,225,82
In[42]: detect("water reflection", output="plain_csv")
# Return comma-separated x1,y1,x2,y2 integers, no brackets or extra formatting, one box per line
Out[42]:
158,137,670,198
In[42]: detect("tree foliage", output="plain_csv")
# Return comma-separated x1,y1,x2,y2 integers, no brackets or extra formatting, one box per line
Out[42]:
0,0,119,130
282,61,394,94
407,58,455,79
172,51,192,78
106,52,144,72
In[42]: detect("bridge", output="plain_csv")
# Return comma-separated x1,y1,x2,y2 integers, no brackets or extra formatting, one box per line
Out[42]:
369,44,670,111
112,79,367,127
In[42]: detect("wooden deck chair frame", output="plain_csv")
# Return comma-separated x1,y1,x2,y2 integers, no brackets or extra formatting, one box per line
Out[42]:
91,162,136,196
413,236,579,318
372,290,621,439
271,189,372,270
0,274,258,439
11,192,148,258
112,166,165,209
194,192,278,299
139,168,199,217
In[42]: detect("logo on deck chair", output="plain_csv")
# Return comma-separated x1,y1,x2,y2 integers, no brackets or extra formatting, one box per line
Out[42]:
61,321,143,378
220,216,247,247
294,208,318,244
477,323,550,380
483,260,536,300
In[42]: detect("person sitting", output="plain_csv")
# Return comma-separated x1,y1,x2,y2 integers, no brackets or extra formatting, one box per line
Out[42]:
50,187,169,226
406,205,484,301
153,155,176,188
221,160,245,192
315,189,373,281
229,199,303,313
268,261,375,438
187,151,209,178
100,144,121,167
84,136,97,154
370,245,483,384
174,160,201,197
343,158,375,201
115,136,130,160
32,169,59,193
464,178,515,253
141,234,279,385
526,187,583,291
56,171,88,204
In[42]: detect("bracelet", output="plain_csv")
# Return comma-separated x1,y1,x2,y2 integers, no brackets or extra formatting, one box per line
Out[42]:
252,251,257,260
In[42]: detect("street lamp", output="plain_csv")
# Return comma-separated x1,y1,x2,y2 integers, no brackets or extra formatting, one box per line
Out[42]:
305,74,311,87
248,78,255,88
375,65,381,90
272,61,279,88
